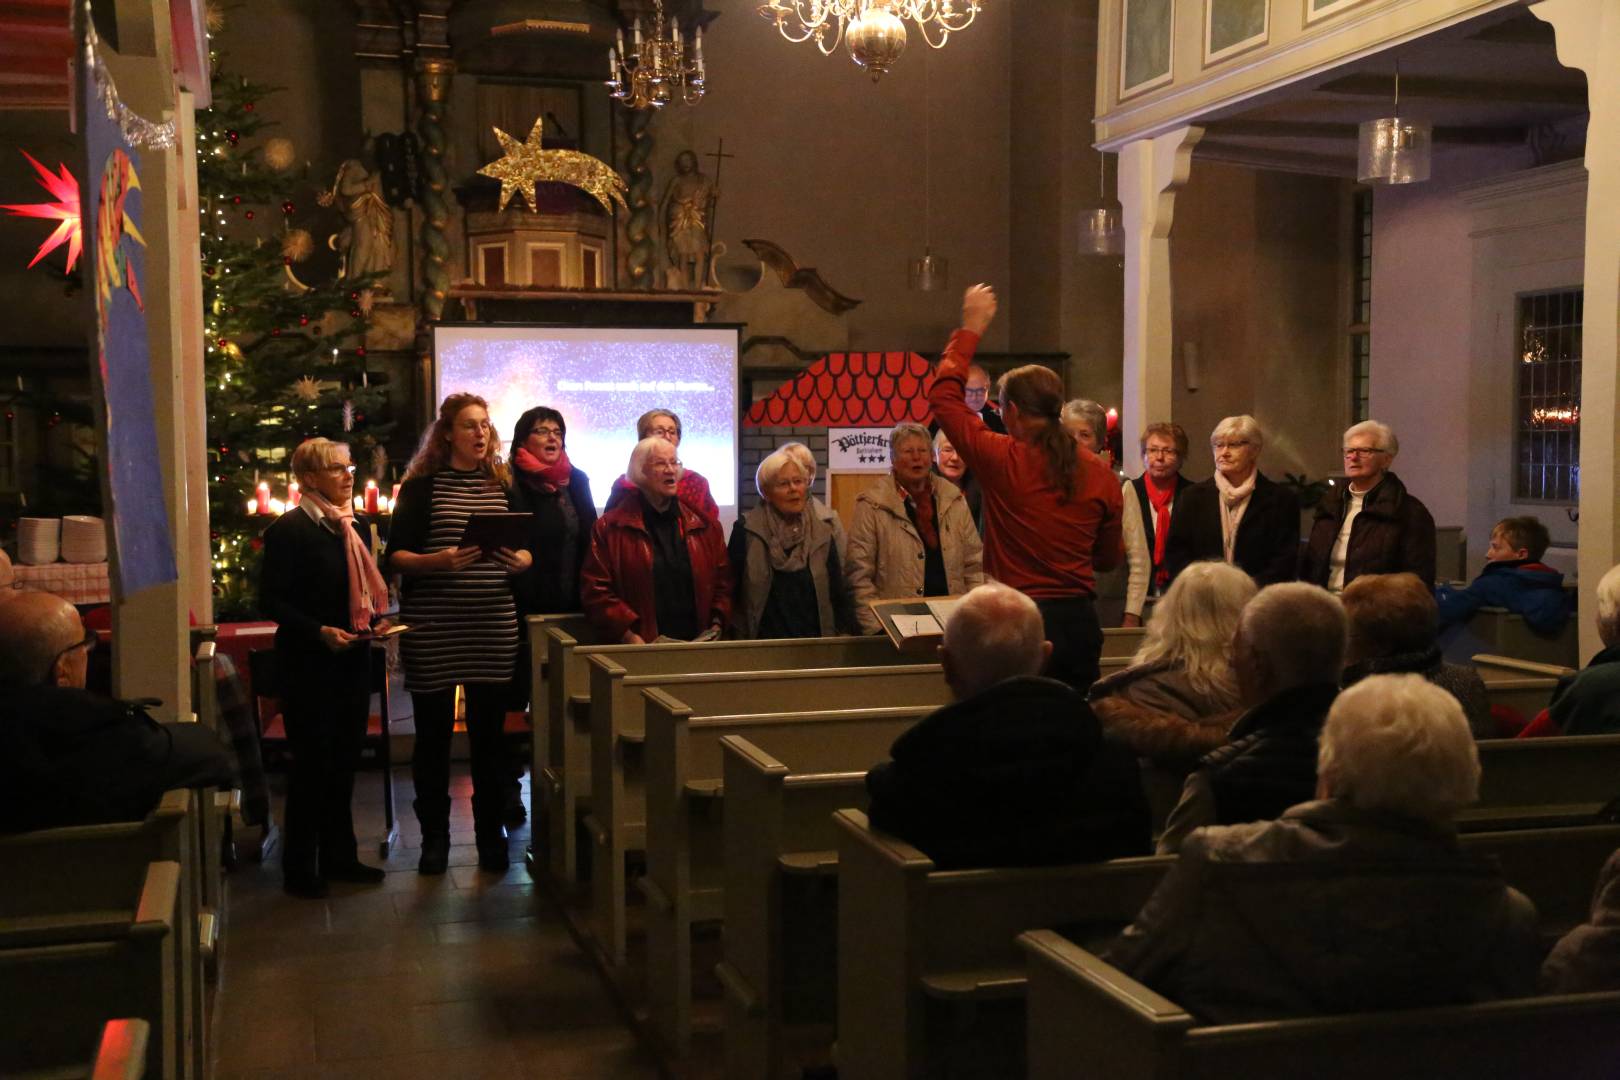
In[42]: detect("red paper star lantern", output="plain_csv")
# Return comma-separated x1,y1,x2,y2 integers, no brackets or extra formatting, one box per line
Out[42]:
1,151,82,271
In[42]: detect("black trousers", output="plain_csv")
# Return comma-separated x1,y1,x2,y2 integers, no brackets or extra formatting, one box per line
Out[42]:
1035,595,1103,693
409,683,510,837
279,653,370,878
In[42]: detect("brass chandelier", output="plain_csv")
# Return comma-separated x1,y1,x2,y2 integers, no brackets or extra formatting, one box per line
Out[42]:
757,0,982,81
608,0,706,109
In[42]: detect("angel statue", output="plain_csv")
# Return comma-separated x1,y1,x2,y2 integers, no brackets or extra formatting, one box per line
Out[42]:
660,150,718,290
318,157,394,290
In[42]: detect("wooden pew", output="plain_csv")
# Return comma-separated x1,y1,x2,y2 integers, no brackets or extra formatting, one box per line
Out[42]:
645,706,932,1059
591,664,949,971
835,810,1620,1080
1467,733,1620,831
0,792,202,1080
0,862,180,1079
717,726,914,1080
1475,653,1573,723
1020,934,1620,1080
540,629,911,889
524,614,595,873
1443,604,1580,669
1101,626,1146,659
189,641,239,976
28,1017,153,1080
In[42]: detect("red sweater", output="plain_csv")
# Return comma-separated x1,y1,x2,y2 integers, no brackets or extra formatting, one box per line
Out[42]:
928,330,1123,599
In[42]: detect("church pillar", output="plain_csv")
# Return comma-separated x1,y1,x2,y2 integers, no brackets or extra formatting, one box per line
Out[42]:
415,58,454,425
1533,0,1619,662
1116,125,1202,472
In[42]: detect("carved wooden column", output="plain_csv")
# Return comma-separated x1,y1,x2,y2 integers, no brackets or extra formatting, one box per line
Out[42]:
416,58,455,323
1116,125,1202,464
1533,0,1618,661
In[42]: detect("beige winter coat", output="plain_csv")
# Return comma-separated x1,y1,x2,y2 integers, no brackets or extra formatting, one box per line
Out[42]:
846,473,986,634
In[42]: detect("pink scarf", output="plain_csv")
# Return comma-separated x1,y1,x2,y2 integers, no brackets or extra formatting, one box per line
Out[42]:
301,489,389,633
512,446,573,493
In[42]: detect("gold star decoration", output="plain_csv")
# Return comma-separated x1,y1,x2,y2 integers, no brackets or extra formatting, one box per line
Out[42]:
292,376,321,402
477,117,629,217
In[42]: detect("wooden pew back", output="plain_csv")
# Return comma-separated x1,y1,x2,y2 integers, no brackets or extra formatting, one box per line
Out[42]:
1467,734,1620,831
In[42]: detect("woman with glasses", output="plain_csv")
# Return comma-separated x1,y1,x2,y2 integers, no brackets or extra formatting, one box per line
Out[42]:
729,446,854,639
604,408,720,520
1300,420,1436,591
386,393,532,875
1120,423,1192,628
509,406,597,615
259,437,390,897
1162,415,1300,587
581,436,731,643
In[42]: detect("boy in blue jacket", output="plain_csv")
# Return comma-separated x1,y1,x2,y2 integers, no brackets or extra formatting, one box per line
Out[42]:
1435,516,1571,634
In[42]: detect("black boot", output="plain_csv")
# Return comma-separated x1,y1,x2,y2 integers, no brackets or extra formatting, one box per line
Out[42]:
476,826,510,873
419,831,451,875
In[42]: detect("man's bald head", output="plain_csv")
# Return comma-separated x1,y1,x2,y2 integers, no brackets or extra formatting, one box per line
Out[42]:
0,591,86,689
940,584,1052,699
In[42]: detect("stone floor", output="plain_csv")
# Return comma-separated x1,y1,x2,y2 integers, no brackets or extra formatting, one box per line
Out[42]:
211,766,662,1080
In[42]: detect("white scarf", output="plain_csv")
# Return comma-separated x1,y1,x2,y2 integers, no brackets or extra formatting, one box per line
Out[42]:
1213,470,1257,565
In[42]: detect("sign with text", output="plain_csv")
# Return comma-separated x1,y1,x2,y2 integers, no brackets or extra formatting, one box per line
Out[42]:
827,427,892,473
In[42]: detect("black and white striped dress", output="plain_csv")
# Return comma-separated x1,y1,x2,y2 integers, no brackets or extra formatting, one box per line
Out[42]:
398,469,519,692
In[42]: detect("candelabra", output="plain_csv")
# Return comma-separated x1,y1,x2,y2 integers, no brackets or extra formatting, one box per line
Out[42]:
608,0,706,110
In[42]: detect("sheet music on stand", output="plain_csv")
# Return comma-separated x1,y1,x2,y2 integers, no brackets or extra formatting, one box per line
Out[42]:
868,594,965,659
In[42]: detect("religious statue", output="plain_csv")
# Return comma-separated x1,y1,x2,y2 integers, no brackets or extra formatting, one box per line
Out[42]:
660,149,718,290
318,157,394,290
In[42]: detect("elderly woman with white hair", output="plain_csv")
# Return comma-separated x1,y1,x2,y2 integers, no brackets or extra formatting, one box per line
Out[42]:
846,421,985,634
728,447,854,638
1088,561,1256,766
581,436,731,644
1301,419,1436,591
1544,562,1620,735
1110,674,1541,1023
1061,398,1109,461
1163,414,1300,587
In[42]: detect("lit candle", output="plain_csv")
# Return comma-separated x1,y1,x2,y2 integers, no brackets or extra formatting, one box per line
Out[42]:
616,27,625,55
672,16,680,43
608,47,617,79
378,495,391,515
245,498,258,515
352,495,364,511
269,498,286,515
391,482,402,505
364,479,379,516
288,481,301,507
633,17,642,46
696,25,703,54
256,481,271,515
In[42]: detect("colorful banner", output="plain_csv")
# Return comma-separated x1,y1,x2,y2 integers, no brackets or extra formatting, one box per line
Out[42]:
82,39,177,595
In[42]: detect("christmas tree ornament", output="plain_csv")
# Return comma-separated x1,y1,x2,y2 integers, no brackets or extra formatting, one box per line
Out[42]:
477,117,629,216
281,200,295,215
292,376,320,401
2,151,83,271
281,228,314,262
357,289,375,316
342,400,354,431
204,1,225,33
244,209,254,220
262,137,296,171
226,130,239,144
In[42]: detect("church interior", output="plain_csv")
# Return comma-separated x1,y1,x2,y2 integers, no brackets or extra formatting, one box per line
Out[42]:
2,0,1619,1075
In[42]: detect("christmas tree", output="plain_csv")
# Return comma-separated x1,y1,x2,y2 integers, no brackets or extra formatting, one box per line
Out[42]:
198,63,392,618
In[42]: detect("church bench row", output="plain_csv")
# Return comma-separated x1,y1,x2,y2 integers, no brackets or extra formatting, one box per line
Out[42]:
0,860,180,1079
1020,930,1620,1080
1443,605,1582,670
835,812,1620,1080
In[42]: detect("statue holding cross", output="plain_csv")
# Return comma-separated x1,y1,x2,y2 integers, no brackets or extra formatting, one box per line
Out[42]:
659,138,734,291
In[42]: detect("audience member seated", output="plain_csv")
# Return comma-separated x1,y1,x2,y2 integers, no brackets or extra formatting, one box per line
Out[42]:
1341,572,1491,738
846,421,985,634
1155,583,1344,854
1163,415,1300,587
1300,420,1436,591
1109,674,1541,1023
1542,846,1620,993
1543,563,1620,736
728,447,854,639
582,436,732,644
864,584,1150,869
1436,515,1572,635
1088,560,1255,769
0,591,235,833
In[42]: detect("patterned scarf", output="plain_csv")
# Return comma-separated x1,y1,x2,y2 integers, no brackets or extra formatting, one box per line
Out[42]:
901,478,940,550
763,504,809,573
300,489,389,633
512,446,573,493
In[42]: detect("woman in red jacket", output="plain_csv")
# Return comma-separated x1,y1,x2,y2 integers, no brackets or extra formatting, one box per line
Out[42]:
581,436,732,643
928,284,1124,690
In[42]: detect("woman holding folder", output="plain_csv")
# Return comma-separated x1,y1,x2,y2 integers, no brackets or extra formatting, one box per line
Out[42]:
386,392,531,875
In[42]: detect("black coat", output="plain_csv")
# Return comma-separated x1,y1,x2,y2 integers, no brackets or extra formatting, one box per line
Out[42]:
0,685,236,832
1163,473,1300,586
258,507,377,672
1201,682,1339,828
865,676,1151,869
1300,471,1436,590
511,467,597,615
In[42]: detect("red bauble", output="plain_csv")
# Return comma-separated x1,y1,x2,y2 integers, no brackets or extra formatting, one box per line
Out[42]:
281,201,295,215
216,337,227,347
350,309,360,317
355,413,366,423
355,347,366,357
250,537,263,550
298,315,309,326
245,210,255,220
244,102,255,111
283,256,292,265
232,196,241,204
271,328,281,337
226,130,239,144
348,291,359,301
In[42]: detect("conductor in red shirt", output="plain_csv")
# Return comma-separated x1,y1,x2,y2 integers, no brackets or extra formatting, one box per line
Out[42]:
928,284,1124,690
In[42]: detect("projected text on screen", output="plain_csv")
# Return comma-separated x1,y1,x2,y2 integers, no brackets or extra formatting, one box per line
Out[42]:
433,325,740,529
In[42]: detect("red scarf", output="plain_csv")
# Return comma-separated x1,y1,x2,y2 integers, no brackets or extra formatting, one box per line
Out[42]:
513,446,573,493
903,480,940,550
1144,473,1177,588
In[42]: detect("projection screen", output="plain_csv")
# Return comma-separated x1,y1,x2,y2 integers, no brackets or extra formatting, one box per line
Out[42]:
433,323,741,534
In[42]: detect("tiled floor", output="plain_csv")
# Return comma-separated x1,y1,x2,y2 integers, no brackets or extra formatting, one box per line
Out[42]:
212,767,661,1080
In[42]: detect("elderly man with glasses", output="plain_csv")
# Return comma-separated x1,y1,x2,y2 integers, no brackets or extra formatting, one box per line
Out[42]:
0,589,234,832
1300,420,1436,592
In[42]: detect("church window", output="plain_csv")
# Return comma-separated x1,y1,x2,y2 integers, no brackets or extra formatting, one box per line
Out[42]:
1514,287,1583,503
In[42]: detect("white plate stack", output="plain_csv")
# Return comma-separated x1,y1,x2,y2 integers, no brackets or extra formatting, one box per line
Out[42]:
61,515,107,564
18,517,61,565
